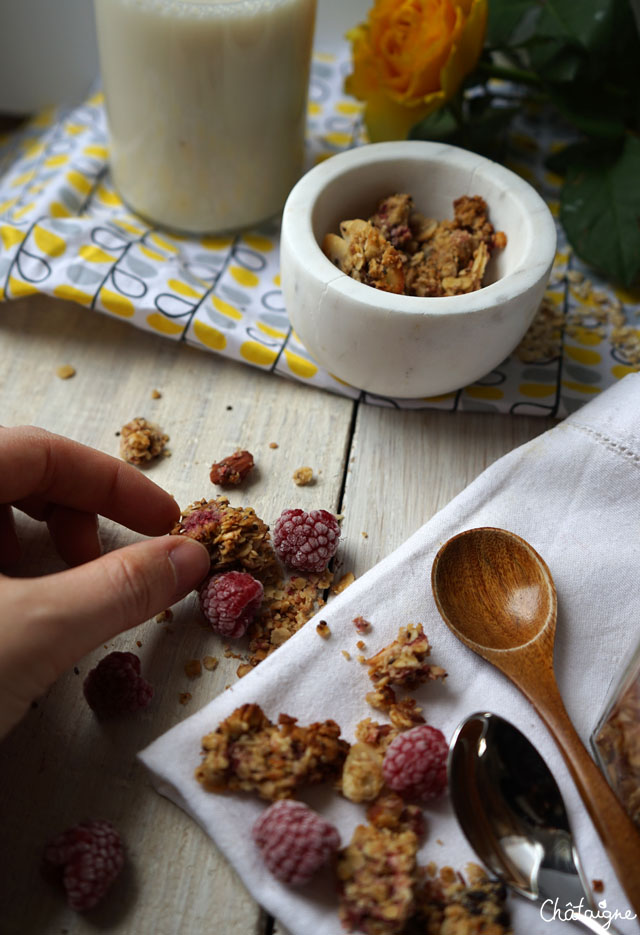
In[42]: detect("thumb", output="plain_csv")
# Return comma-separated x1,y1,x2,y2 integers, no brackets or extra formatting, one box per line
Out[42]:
7,535,210,676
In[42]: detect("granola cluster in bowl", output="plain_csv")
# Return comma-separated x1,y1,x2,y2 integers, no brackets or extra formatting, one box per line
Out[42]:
280,141,556,399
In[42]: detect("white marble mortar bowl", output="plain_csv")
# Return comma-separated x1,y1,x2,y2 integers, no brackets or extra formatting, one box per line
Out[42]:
280,141,557,399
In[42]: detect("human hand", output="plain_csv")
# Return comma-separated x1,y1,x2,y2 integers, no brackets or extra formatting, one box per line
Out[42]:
0,426,210,738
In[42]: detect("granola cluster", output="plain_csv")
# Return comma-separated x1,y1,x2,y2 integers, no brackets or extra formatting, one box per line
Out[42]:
365,623,447,715
119,417,168,465
323,194,506,298
341,719,398,804
195,703,349,801
592,670,640,830
408,864,511,935
243,569,333,672
337,795,423,935
171,496,279,582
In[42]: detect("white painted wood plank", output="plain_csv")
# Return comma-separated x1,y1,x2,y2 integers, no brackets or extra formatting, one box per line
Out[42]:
0,296,354,935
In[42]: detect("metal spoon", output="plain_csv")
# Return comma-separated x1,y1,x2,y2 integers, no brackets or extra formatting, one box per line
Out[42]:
431,527,640,915
448,712,622,934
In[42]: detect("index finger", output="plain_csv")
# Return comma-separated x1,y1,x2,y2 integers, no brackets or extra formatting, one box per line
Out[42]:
0,425,180,536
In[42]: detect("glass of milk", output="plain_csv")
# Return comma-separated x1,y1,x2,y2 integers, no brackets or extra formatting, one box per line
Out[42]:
94,0,317,234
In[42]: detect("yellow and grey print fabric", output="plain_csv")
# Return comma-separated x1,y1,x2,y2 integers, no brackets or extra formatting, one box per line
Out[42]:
0,50,637,416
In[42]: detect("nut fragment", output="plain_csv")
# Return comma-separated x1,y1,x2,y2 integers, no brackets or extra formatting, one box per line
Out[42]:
292,466,314,486
209,449,254,486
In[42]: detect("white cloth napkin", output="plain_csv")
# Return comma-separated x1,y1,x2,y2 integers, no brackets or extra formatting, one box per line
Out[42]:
140,373,640,934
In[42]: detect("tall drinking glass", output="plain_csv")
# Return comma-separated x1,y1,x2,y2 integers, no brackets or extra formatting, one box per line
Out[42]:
94,0,317,234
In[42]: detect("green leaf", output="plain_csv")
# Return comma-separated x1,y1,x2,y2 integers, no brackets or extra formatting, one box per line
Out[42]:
533,0,614,52
547,86,626,139
409,107,459,143
560,135,640,287
486,0,540,48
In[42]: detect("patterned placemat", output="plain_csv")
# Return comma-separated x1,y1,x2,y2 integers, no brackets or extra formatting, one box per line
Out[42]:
1,46,638,417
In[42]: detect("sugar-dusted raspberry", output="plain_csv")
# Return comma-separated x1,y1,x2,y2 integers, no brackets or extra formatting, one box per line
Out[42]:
83,651,153,718
43,819,124,911
180,503,222,540
252,800,340,885
272,508,340,573
382,724,448,802
199,570,264,638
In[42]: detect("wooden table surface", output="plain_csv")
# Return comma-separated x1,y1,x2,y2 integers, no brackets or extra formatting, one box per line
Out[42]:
0,294,554,935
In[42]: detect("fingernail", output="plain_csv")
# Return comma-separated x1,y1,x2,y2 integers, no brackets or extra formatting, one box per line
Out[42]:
168,537,210,599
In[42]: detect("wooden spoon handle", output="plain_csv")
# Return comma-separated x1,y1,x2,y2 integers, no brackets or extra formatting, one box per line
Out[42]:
517,665,640,916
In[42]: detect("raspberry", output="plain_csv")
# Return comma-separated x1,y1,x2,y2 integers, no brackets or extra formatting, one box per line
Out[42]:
382,724,448,802
181,503,222,540
43,819,124,911
272,508,340,573
83,651,153,718
199,570,264,638
252,800,340,885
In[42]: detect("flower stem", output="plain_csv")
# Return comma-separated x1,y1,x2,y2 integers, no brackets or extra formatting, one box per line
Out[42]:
477,61,543,88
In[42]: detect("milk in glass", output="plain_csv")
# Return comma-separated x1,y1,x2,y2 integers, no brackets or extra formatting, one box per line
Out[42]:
94,0,316,232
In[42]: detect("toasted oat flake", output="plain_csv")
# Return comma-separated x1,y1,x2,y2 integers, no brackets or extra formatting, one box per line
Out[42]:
342,650,352,661
56,364,76,380
333,572,355,594
269,442,279,449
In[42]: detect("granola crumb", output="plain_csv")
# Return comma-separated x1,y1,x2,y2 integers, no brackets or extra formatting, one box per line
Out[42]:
269,442,279,449
316,620,331,639
155,609,173,624
151,388,162,399
592,879,604,893
203,655,219,671
358,655,367,664
356,640,366,650
184,659,202,679
56,364,76,380
353,615,371,634
292,466,314,486
361,531,368,538
332,572,355,595
119,417,169,465
179,692,192,705
342,650,352,661
236,663,253,678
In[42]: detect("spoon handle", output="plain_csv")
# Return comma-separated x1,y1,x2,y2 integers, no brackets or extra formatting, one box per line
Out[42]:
514,664,640,918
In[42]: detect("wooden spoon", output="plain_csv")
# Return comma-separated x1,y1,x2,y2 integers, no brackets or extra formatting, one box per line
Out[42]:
431,527,640,915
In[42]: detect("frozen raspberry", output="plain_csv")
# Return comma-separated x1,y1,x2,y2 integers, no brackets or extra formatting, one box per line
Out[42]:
199,570,264,638
252,800,340,885
181,504,222,539
83,651,153,718
382,724,448,802
272,508,340,573
43,819,124,911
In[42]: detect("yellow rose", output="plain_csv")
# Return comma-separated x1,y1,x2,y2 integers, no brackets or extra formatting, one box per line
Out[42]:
345,0,488,142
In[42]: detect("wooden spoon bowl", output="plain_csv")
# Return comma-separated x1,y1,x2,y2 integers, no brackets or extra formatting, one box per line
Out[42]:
431,527,640,916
